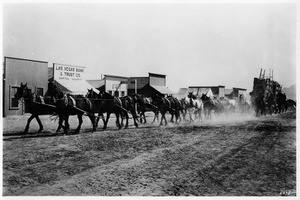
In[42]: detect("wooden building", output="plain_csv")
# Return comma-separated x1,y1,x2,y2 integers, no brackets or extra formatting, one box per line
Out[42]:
127,72,173,97
87,74,128,97
3,57,48,116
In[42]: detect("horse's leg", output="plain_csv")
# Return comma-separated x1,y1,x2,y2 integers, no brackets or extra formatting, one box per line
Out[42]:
103,112,110,130
189,109,193,123
151,111,157,124
120,113,124,127
124,111,129,129
35,115,43,133
164,111,168,126
115,113,122,129
170,111,174,123
132,112,139,128
159,112,164,126
143,111,147,124
74,114,83,134
24,114,35,133
56,115,64,133
88,114,96,132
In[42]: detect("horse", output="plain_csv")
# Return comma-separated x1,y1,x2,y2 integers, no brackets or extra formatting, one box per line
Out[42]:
131,93,159,124
47,82,97,134
179,98,188,121
219,97,236,115
201,94,221,119
252,92,266,117
14,82,57,133
119,95,139,128
237,94,251,114
275,91,286,114
97,91,127,130
151,93,173,126
286,99,296,110
265,93,275,115
167,95,182,124
185,92,203,123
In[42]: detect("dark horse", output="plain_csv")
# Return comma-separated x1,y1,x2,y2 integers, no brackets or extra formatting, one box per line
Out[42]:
252,92,266,117
119,95,139,128
14,83,57,133
167,95,182,124
47,82,97,134
97,91,128,130
131,93,159,124
151,93,173,126
275,91,287,114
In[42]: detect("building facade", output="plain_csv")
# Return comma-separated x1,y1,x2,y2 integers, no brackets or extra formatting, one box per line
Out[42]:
87,74,128,97
127,72,173,97
3,57,48,116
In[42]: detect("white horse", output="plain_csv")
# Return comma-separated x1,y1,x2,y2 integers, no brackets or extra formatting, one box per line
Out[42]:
185,93,204,123
219,97,238,114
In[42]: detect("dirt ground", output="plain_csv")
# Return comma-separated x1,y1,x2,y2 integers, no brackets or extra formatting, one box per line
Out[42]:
2,111,296,196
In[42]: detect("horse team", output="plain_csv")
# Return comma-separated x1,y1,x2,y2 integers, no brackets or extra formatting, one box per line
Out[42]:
251,91,296,117
14,82,290,134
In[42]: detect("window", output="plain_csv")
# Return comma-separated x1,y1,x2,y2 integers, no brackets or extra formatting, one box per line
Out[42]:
108,90,113,95
36,87,44,96
121,91,125,97
9,86,19,109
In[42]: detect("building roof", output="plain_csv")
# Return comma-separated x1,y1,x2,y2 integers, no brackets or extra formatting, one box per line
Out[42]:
233,87,247,91
86,79,105,89
189,85,225,88
148,72,166,77
151,85,174,95
103,74,129,79
127,77,149,90
53,79,99,95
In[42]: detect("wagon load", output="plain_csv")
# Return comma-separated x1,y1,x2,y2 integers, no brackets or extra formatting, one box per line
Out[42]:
250,69,282,116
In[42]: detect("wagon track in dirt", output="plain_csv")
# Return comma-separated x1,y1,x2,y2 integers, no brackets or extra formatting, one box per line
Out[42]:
2,111,296,196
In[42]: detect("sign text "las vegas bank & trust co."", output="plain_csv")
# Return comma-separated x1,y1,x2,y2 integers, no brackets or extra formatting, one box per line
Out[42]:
54,64,85,81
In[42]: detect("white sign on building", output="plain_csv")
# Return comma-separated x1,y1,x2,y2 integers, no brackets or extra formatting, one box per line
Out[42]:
54,63,85,81
53,63,98,95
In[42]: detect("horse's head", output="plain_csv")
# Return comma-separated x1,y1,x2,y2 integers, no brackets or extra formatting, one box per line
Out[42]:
46,82,64,99
15,83,30,100
201,93,210,101
86,88,98,99
99,91,114,99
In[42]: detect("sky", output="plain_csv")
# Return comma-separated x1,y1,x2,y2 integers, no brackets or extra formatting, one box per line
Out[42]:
2,2,297,93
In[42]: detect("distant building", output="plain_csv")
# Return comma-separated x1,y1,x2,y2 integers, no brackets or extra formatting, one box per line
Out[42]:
174,87,214,99
127,72,174,97
188,85,225,99
225,87,247,99
87,75,129,97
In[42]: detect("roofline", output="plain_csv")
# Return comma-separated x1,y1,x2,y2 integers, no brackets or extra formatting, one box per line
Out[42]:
4,56,48,64
129,76,148,79
233,87,247,91
189,85,225,88
103,74,129,79
148,72,166,77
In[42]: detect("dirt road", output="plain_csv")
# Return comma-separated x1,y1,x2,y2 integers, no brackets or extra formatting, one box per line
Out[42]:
2,111,296,196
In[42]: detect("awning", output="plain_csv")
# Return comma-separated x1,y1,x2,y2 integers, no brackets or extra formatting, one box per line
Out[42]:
174,88,189,99
151,85,174,95
54,79,99,95
86,79,105,89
